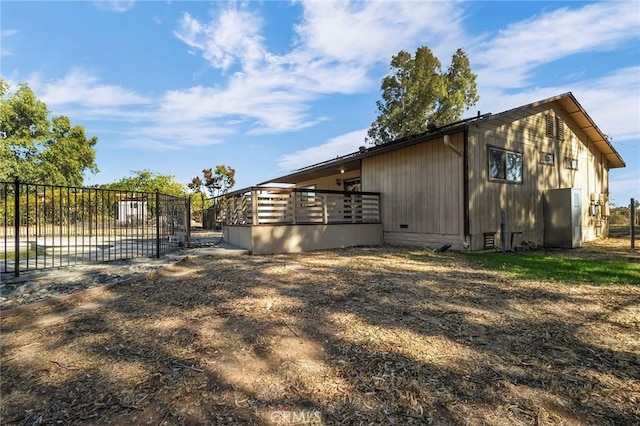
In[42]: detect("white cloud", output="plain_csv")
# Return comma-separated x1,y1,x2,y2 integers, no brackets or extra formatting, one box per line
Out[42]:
1,29,17,56
108,121,228,151
571,67,640,142
294,0,464,65
31,69,150,110
174,9,266,72
473,1,640,90
277,129,367,171
93,1,135,13
473,66,640,144
170,1,466,134
609,169,640,205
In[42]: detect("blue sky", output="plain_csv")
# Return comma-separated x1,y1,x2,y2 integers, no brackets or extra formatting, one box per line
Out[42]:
1,0,638,205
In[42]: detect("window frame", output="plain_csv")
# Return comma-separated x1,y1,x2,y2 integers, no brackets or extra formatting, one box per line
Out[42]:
343,178,361,192
487,145,524,184
565,157,579,170
539,151,555,166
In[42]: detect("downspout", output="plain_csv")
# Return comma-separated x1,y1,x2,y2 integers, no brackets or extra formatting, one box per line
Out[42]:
463,127,470,243
443,134,463,157
444,133,468,249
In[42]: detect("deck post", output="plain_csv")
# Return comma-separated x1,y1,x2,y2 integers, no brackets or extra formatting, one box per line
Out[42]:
322,195,328,224
291,191,297,225
252,188,258,225
352,194,356,224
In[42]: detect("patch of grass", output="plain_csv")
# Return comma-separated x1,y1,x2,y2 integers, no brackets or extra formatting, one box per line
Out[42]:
464,252,640,285
3,248,37,261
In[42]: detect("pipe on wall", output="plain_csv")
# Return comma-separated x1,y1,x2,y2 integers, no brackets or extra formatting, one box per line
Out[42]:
443,134,463,157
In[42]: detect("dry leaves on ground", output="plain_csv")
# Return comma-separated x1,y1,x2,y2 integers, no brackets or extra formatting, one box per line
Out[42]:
1,239,639,425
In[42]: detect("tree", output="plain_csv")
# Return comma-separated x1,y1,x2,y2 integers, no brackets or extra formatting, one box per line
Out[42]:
366,47,479,146
104,169,186,196
0,79,98,185
190,165,235,229
188,176,205,225
202,165,235,200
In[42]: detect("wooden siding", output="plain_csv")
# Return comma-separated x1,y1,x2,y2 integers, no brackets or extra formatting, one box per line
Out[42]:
466,102,609,250
297,170,361,191
362,133,465,249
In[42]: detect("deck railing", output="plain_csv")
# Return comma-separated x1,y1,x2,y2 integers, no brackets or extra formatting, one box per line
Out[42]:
224,187,380,225
1,179,190,277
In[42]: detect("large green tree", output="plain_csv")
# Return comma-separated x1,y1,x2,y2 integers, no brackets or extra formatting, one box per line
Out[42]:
366,47,479,146
103,169,186,196
0,79,98,185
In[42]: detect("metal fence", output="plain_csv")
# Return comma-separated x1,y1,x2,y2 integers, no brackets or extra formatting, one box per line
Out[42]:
1,180,190,277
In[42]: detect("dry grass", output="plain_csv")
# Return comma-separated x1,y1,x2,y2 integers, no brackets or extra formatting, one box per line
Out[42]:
1,238,639,425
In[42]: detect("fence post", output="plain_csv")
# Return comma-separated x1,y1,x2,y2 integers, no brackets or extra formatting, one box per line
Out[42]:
186,196,191,248
155,190,160,258
14,177,20,277
500,210,506,253
631,198,636,250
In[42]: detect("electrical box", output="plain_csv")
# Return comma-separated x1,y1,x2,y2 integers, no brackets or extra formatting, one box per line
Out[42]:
543,188,582,248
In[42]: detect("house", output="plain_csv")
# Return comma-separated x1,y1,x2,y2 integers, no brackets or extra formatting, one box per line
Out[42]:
223,92,625,254
116,198,148,226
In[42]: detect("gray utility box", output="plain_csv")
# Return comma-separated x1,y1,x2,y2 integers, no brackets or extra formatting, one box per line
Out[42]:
543,188,582,248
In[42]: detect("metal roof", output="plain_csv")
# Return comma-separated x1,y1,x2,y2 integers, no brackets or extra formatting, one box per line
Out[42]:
258,92,625,185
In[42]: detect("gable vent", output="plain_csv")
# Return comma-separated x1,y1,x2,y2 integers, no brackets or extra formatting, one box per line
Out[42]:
546,114,554,137
556,116,564,141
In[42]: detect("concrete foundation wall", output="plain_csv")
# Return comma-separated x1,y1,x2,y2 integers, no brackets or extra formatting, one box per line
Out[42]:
383,232,467,251
224,224,383,255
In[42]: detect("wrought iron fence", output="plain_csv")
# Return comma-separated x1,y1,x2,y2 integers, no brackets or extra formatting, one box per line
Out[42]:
1,179,190,277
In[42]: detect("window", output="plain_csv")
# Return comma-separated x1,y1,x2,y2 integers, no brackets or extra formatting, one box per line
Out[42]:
488,146,523,183
539,151,555,166
343,178,361,192
565,157,578,170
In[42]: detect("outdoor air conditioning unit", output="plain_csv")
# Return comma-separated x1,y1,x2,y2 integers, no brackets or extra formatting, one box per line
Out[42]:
543,188,582,248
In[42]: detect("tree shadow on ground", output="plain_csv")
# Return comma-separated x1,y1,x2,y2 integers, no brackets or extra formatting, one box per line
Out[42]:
1,247,639,425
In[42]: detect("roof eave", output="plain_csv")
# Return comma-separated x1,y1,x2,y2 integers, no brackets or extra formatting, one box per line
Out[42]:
258,124,469,185
559,93,625,169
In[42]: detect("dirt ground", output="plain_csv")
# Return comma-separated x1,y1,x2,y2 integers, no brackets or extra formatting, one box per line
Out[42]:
1,238,639,425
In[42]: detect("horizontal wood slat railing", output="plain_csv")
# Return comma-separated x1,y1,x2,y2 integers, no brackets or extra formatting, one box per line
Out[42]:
224,187,380,226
